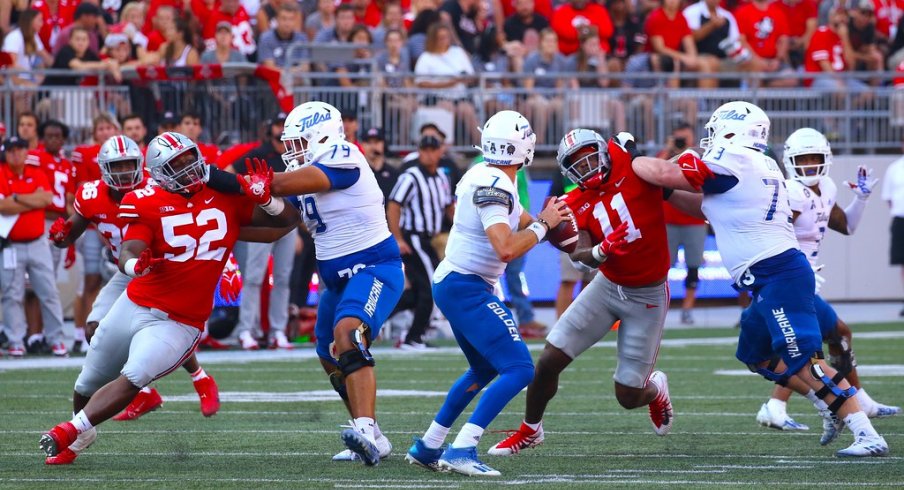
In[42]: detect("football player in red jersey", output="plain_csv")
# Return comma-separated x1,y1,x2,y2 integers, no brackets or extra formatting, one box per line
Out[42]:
39,132,299,464
27,120,76,271
490,129,714,455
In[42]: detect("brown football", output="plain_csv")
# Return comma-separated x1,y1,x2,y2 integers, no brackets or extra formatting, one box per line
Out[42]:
543,196,579,253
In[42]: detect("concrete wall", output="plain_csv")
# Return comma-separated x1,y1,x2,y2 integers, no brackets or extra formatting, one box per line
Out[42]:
818,155,904,302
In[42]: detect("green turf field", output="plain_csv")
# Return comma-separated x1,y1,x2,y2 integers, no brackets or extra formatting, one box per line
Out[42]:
2,323,903,489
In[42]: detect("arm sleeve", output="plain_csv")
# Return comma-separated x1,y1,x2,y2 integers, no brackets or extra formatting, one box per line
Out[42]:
312,162,360,190
206,166,243,195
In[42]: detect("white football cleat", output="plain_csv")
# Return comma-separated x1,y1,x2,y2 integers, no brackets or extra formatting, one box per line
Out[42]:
437,446,501,476
756,403,810,431
269,330,294,350
836,433,889,457
647,370,673,436
819,409,845,446
867,402,902,419
333,434,392,461
238,331,259,350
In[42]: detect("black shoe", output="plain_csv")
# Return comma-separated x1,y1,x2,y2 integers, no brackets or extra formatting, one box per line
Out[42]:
26,337,51,355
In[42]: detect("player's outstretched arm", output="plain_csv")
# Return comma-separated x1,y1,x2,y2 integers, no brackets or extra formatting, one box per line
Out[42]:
119,239,163,278
632,152,714,192
48,214,90,248
831,165,879,235
249,197,302,229
665,189,706,220
270,165,332,197
486,199,570,262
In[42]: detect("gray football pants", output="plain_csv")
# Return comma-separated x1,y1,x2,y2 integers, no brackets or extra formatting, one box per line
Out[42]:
234,231,295,339
1,239,67,348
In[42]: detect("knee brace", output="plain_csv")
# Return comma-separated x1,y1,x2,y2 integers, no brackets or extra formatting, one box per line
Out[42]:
335,323,375,377
748,355,790,384
685,267,700,290
329,371,349,402
809,351,857,414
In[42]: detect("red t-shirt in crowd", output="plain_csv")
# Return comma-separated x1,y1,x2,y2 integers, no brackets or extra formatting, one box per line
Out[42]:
0,164,51,241
193,0,256,56
874,0,904,38
26,149,75,215
121,184,255,329
804,26,845,86
71,144,103,185
734,2,789,59
499,0,554,20
644,7,692,52
551,2,614,54
561,139,671,287
776,0,817,38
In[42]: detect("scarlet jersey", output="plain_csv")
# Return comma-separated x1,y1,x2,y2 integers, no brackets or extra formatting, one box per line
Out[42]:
561,140,671,287
775,0,817,38
0,165,50,241
734,1,789,59
74,179,147,262
26,149,75,214
644,7,692,52
71,144,103,185
804,27,845,86
874,0,904,38
120,185,255,329
32,0,76,50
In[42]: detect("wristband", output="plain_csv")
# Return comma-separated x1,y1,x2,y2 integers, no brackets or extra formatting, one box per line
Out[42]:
260,197,285,216
591,244,605,263
536,218,550,231
527,221,547,243
123,258,139,277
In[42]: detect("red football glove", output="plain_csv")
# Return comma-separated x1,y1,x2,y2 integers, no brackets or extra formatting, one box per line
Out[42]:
598,222,630,257
676,151,715,191
239,157,274,205
125,248,165,278
218,269,242,303
48,217,72,244
64,244,76,269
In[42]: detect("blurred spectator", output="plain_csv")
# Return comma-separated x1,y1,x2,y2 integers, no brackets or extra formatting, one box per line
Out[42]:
881,148,904,316
873,0,902,40
440,0,482,54
642,0,700,87
805,9,864,89
72,112,117,185
103,25,141,68
362,127,399,200
406,8,441,63
158,110,181,133
116,3,150,57
202,20,247,63
0,0,32,35
684,0,757,88
372,1,405,45
341,111,363,150
351,0,382,27
657,122,706,325
32,0,76,49
504,0,550,44
847,0,884,75
776,0,817,67
314,3,356,42
180,112,222,163
402,122,463,191
305,0,336,40
2,9,54,86
522,28,567,144
606,0,645,75
158,18,200,66
735,0,797,86
414,22,480,143
474,26,525,114
16,112,40,150
43,26,121,86
145,5,175,53
258,3,308,69
121,114,148,150
405,0,442,29
377,29,416,136
0,136,64,358
258,0,302,33
551,0,614,55
566,29,626,133
231,114,294,350
51,2,101,55
195,0,257,58
888,13,904,67
336,24,375,91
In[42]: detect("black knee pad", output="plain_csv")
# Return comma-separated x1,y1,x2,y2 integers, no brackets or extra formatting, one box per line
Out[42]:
329,371,349,402
338,348,375,376
685,267,699,290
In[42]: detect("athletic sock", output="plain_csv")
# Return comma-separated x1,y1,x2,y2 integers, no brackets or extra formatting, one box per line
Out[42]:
422,421,450,449
451,422,484,449
844,411,879,438
766,397,787,414
353,417,376,443
74,327,86,343
190,368,209,382
139,386,153,395
804,390,829,411
373,421,384,440
524,420,541,432
855,389,876,414
70,410,93,434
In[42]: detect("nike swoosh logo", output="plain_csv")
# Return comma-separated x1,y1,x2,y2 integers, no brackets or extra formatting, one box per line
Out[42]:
204,197,214,204
680,162,695,170
615,177,626,187
646,304,657,309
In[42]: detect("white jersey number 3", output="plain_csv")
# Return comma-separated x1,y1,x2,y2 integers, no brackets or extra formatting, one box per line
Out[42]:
592,193,641,242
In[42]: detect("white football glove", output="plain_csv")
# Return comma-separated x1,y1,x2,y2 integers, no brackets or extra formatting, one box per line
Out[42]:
813,264,826,295
843,165,879,200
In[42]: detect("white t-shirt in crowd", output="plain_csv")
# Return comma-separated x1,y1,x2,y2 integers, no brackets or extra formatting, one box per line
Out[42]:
882,156,904,217
1,28,46,77
414,45,474,100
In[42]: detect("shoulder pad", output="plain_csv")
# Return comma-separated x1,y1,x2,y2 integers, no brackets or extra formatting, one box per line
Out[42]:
473,186,514,214
311,138,361,170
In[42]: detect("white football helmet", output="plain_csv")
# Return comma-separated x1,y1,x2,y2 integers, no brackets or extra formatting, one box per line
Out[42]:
98,135,144,190
700,101,770,151
478,110,536,167
783,128,832,186
281,101,344,170
146,131,209,193
556,128,610,190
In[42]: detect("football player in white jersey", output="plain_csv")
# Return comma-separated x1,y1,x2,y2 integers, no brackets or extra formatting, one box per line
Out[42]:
404,110,571,477
666,101,888,457
754,128,900,432
265,101,403,465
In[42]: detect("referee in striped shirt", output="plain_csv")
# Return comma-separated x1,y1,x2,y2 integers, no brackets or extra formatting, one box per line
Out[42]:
387,134,454,349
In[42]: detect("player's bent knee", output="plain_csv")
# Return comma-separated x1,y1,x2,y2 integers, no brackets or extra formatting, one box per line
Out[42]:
335,322,375,377
503,363,534,389
809,352,857,413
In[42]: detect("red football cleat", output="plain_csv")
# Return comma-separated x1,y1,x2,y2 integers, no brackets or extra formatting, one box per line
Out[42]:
39,422,78,457
45,448,78,465
487,422,545,456
114,388,163,421
647,370,674,436
193,375,220,417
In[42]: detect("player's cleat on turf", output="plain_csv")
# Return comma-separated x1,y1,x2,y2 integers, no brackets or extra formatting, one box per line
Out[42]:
647,370,673,436
113,387,163,421
488,422,544,456
867,403,901,419
45,448,77,465
340,428,380,466
333,434,392,461
836,433,889,457
45,426,97,465
193,375,220,417
437,445,501,476
756,403,809,431
404,437,445,471
819,409,845,446
39,422,78,457
269,330,294,350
